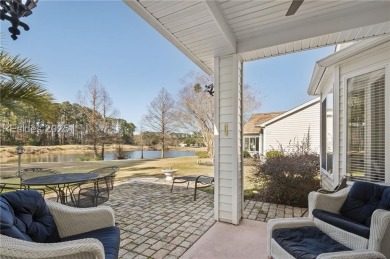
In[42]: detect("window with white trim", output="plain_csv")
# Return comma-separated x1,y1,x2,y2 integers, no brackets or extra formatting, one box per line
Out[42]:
346,68,385,182
244,137,259,152
321,90,333,175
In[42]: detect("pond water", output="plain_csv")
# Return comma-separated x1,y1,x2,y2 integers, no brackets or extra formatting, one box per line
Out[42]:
4,150,196,163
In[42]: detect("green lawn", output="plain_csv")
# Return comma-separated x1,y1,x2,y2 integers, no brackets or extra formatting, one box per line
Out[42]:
0,156,261,198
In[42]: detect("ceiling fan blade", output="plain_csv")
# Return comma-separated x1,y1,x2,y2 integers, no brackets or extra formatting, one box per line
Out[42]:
286,0,304,16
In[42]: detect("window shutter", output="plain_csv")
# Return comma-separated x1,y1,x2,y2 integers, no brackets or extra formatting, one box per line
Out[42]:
347,69,385,182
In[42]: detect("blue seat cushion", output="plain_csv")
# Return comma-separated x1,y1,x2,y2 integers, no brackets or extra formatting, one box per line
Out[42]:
0,190,60,243
313,209,370,238
273,226,351,259
340,181,388,227
62,226,120,259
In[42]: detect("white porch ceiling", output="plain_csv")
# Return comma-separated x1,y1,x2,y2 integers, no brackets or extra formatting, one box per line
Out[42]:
124,0,390,74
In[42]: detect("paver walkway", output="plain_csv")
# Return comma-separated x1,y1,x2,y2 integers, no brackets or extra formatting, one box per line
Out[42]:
105,178,307,259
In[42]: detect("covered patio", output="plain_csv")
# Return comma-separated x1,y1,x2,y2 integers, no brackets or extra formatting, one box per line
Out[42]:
123,0,390,225
103,178,306,258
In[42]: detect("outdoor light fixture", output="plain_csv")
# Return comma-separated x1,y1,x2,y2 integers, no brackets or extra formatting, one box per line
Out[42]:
16,144,24,174
16,145,24,155
0,0,38,40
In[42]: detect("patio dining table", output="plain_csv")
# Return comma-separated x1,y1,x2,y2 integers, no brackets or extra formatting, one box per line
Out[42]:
22,173,100,205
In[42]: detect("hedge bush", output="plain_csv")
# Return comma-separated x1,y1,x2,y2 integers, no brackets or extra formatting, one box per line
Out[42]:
255,152,320,207
265,150,283,159
243,150,251,158
255,134,320,207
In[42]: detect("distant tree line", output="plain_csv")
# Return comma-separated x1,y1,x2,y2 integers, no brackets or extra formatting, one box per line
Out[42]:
0,100,136,147
0,46,136,155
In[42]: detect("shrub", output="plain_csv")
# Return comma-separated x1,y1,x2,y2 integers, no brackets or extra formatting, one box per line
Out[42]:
265,150,283,159
114,144,129,159
196,151,209,158
244,188,258,200
243,150,251,158
254,133,320,207
255,153,320,207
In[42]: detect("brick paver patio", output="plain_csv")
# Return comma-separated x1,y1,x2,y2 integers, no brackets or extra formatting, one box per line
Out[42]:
104,178,307,259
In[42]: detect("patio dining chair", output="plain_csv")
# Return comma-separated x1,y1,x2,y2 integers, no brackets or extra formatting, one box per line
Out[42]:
72,166,119,208
0,183,22,193
1,168,61,196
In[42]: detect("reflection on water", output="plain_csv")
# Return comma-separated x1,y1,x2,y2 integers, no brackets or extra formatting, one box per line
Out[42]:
4,150,196,163
127,151,195,159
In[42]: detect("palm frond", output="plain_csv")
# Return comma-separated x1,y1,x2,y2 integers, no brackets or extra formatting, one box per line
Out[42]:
0,51,44,83
0,80,54,116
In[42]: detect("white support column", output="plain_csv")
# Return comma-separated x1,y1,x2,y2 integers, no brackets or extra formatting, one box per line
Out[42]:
214,54,243,225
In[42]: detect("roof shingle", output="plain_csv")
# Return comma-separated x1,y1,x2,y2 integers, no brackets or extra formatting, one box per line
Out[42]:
243,112,284,134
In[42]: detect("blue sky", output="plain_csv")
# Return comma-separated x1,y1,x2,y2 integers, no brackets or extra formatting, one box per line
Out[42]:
1,1,334,126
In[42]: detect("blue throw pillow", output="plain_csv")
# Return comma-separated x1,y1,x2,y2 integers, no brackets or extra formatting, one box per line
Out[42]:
340,181,386,227
0,190,60,243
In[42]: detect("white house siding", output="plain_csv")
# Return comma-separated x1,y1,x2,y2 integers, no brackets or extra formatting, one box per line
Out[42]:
263,102,320,154
337,41,390,183
214,54,243,224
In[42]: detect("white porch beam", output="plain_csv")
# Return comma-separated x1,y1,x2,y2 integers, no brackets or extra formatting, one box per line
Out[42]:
238,2,390,53
204,0,237,55
123,0,213,75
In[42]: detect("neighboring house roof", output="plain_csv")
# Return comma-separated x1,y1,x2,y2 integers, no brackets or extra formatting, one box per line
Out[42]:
243,112,284,134
308,35,390,95
258,97,320,127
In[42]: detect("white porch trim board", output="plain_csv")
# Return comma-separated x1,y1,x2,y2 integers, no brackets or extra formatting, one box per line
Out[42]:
214,54,243,225
333,65,340,186
237,2,390,54
204,0,236,54
213,57,220,222
386,64,390,183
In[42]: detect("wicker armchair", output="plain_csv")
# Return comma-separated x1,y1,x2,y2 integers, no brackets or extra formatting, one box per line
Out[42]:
267,181,390,259
0,191,119,259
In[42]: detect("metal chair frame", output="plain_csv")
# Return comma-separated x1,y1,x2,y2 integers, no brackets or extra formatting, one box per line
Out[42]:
0,168,60,195
72,166,119,207
171,175,214,201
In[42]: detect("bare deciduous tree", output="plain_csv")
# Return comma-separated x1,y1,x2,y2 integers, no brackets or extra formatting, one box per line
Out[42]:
143,88,176,158
177,71,262,158
100,88,119,159
243,83,262,123
177,72,214,158
78,76,117,159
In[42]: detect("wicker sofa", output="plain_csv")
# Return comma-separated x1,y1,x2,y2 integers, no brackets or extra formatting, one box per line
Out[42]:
0,190,120,259
267,181,390,259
